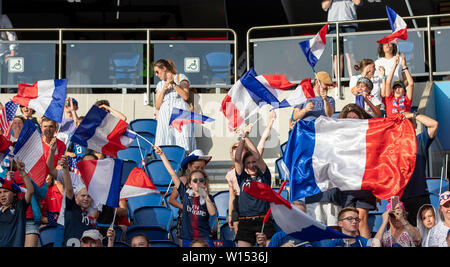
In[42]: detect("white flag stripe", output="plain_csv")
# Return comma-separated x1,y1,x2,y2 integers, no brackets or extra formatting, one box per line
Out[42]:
14,131,44,174
312,117,367,191
86,113,121,153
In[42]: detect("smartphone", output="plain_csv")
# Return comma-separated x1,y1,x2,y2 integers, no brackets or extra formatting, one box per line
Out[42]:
390,196,399,210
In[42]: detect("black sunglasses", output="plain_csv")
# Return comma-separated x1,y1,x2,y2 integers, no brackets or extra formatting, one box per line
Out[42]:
192,178,205,184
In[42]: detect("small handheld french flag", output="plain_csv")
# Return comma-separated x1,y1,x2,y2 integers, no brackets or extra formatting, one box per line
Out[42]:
70,105,136,158
376,6,408,44
299,24,328,69
169,108,215,133
12,79,67,123
77,158,123,209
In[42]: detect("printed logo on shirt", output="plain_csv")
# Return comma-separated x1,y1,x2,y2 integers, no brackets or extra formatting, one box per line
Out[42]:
186,204,206,217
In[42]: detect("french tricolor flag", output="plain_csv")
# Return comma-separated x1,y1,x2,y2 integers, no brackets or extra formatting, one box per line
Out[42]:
376,6,408,44
221,68,311,131
299,24,328,68
120,167,159,200
13,119,48,187
12,79,67,123
70,105,136,158
284,115,417,201
244,181,351,242
77,158,123,209
169,108,215,133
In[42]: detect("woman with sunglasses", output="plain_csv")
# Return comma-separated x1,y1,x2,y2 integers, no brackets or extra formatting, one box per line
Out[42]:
153,59,196,153
153,145,216,247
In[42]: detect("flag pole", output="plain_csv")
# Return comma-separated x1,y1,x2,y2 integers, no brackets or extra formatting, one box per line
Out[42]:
136,137,146,169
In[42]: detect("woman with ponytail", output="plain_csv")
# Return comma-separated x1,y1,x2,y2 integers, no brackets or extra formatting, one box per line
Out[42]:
153,59,196,152
349,58,383,118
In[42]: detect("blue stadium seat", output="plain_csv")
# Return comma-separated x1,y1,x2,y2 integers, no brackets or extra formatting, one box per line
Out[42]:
125,225,170,242
39,224,59,247
127,193,165,219
129,119,157,135
165,193,180,222
120,160,138,188
133,206,173,231
204,51,233,83
368,213,384,238
117,147,146,168
275,157,290,182
109,51,141,84
149,240,179,247
219,222,235,241
145,159,178,191
212,190,229,221
129,132,155,156
151,145,186,169
426,177,449,196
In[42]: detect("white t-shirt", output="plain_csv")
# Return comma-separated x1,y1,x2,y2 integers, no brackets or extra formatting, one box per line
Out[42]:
325,0,357,22
374,56,404,85
427,221,450,247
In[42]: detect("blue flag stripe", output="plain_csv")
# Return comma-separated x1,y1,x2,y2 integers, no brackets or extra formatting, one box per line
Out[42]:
13,119,37,154
43,79,67,123
241,68,281,106
169,108,215,125
299,40,318,68
283,120,321,201
106,158,123,207
70,105,108,148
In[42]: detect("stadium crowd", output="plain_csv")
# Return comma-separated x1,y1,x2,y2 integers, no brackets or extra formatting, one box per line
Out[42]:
0,0,449,248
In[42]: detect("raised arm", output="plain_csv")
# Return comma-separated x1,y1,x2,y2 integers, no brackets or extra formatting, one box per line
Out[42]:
46,138,58,178
372,211,389,247
244,133,267,174
400,53,414,101
59,155,74,200
234,133,246,176
379,66,387,98
257,110,276,156
16,160,34,204
322,0,332,11
100,105,127,122
404,112,438,139
153,145,181,188
385,54,400,97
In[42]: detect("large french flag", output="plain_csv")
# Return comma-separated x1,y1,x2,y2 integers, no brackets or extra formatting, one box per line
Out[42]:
244,181,351,241
169,108,215,133
299,24,328,68
284,115,417,201
376,6,408,44
13,119,48,187
12,79,67,123
70,105,136,158
221,68,310,131
120,167,159,200
77,158,123,209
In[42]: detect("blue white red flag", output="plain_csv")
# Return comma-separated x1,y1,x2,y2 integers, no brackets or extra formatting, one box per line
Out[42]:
77,158,123,209
284,115,417,201
169,108,215,133
70,105,136,158
12,79,67,123
299,24,328,68
13,119,48,187
221,68,312,131
376,6,408,44
120,167,159,200
0,101,18,139
243,181,350,242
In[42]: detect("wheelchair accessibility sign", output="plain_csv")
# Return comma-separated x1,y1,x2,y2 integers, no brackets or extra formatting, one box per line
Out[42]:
184,57,200,73
8,57,24,73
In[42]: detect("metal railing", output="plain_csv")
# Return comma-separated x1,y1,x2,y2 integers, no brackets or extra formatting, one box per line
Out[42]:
246,13,450,99
0,27,237,103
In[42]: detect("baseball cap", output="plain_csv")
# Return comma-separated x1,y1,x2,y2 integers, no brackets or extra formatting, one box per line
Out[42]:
392,80,405,89
439,191,450,206
81,229,103,242
316,71,333,86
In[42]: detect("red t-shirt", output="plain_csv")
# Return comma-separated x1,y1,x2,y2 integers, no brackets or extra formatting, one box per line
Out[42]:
383,93,412,118
41,183,63,213
41,137,66,168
